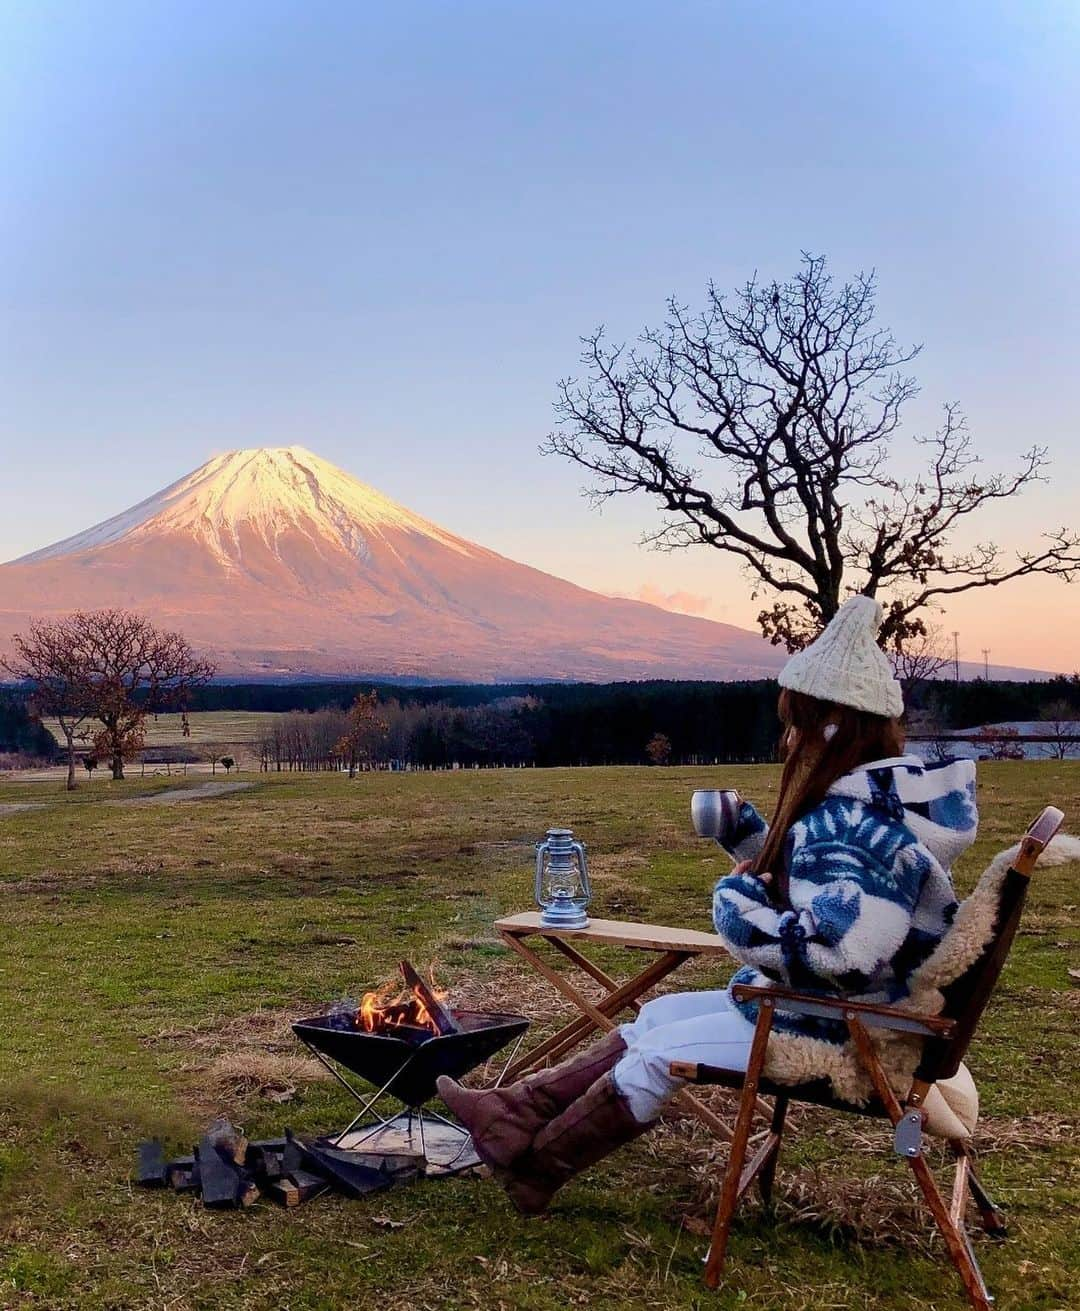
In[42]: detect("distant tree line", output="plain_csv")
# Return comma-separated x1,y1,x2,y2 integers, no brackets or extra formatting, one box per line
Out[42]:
247,684,784,769
5,670,1079,772
906,674,1080,730
234,674,1080,769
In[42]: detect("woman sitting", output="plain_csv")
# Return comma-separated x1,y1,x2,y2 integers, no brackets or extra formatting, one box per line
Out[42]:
439,595,978,1213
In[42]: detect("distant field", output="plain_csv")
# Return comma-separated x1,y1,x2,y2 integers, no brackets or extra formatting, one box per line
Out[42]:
41,709,278,750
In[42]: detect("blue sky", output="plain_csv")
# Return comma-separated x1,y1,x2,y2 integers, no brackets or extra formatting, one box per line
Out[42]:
2,1,1078,666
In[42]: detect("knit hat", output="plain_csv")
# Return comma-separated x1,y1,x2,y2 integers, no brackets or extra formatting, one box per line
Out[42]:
778,595,904,718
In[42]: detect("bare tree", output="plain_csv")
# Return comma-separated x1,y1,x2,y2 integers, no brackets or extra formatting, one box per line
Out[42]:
889,624,951,693
972,725,1025,760
1,621,96,790
1039,699,1079,760
7,611,216,781
547,255,1080,652
904,704,954,763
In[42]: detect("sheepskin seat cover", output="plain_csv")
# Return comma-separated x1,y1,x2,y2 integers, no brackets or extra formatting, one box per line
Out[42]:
759,834,1080,1138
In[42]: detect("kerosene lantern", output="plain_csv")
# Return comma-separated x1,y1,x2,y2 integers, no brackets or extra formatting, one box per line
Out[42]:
534,828,591,928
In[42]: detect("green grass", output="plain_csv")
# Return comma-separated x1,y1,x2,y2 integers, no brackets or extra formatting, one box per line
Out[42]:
0,762,1077,1310
41,709,277,749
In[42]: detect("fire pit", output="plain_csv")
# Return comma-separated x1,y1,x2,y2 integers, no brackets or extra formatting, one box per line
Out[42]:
293,963,529,1174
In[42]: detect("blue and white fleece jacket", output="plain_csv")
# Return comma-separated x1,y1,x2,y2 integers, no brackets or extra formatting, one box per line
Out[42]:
712,756,978,1044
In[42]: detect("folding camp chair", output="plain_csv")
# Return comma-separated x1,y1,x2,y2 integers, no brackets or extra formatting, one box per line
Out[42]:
670,806,1065,1311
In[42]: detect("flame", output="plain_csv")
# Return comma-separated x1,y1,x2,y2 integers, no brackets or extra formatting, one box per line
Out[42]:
357,966,448,1035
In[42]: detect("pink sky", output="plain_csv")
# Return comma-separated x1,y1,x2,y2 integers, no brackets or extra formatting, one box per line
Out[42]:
3,4,1077,675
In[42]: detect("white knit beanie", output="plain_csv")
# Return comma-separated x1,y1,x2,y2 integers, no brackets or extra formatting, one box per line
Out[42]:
778,595,904,718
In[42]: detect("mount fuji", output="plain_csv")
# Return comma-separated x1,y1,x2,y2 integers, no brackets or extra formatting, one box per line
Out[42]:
0,446,785,682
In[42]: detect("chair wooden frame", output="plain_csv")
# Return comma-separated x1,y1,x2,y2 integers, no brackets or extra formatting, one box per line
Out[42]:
671,805,1065,1310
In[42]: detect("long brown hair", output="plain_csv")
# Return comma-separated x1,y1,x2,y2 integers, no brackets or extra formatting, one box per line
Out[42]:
756,688,905,906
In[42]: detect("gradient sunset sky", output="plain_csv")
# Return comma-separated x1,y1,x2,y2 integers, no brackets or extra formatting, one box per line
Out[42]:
2,2,1078,670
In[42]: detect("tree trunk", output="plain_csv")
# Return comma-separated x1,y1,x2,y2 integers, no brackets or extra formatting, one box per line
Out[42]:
112,750,124,781
65,734,77,791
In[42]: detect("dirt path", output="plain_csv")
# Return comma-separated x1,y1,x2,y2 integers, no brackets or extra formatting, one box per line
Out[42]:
113,781,254,806
0,802,45,817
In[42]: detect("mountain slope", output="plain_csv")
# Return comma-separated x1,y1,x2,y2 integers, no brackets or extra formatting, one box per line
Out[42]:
0,446,786,681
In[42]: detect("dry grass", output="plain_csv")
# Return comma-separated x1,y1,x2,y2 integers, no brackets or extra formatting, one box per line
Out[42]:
145,1008,331,1118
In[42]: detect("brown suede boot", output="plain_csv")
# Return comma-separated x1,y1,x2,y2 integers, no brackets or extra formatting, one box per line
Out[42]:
503,1070,653,1215
436,1030,626,1176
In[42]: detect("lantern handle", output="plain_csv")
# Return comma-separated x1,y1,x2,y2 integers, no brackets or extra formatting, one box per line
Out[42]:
570,840,589,886
534,837,549,909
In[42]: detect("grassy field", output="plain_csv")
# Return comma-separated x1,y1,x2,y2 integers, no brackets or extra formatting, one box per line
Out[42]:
0,762,1077,1310
41,710,277,750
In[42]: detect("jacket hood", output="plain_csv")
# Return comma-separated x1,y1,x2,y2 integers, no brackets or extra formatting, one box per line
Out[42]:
826,755,978,870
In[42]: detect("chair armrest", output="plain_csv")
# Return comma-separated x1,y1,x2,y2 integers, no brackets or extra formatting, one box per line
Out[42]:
1013,806,1066,877
730,983,956,1038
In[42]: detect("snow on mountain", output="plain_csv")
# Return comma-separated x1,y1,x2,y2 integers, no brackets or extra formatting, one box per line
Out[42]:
0,446,787,682
14,447,476,567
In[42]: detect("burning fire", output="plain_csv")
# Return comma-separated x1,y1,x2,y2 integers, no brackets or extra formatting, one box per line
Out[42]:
358,966,449,1036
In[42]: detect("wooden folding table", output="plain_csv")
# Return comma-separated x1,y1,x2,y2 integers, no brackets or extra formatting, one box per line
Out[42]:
493,911,738,1142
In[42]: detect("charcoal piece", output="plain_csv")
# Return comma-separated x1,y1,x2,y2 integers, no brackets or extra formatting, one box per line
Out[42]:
205,1117,245,1164
249,1136,288,1155
288,1169,329,1203
323,997,359,1030
282,1130,305,1177
267,1178,300,1207
165,1154,200,1191
196,1136,242,1209
136,1139,167,1188
247,1139,287,1183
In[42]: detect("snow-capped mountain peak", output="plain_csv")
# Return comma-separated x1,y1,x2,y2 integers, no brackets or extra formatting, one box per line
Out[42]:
14,446,474,567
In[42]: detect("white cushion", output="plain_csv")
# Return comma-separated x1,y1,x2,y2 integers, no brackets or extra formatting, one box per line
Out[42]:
921,1063,979,1139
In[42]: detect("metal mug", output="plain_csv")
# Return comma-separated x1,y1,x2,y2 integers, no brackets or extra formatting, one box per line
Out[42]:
690,789,741,842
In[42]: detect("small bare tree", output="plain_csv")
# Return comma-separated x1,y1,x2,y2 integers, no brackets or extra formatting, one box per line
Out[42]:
889,624,951,691
2,621,95,790
904,704,955,763
1039,700,1079,760
547,255,1080,653
972,725,1025,760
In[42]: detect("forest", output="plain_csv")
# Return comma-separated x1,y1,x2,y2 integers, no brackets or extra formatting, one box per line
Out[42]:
216,674,1080,769
4,675,1078,770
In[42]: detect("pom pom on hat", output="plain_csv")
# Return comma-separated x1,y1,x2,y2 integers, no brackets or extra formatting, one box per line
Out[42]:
778,594,904,718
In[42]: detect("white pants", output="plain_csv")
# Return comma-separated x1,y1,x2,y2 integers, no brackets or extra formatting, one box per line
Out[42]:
612,989,756,1124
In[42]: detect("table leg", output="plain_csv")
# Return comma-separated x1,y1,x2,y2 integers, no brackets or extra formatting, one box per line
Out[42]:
498,932,737,1142
500,933,690,1080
